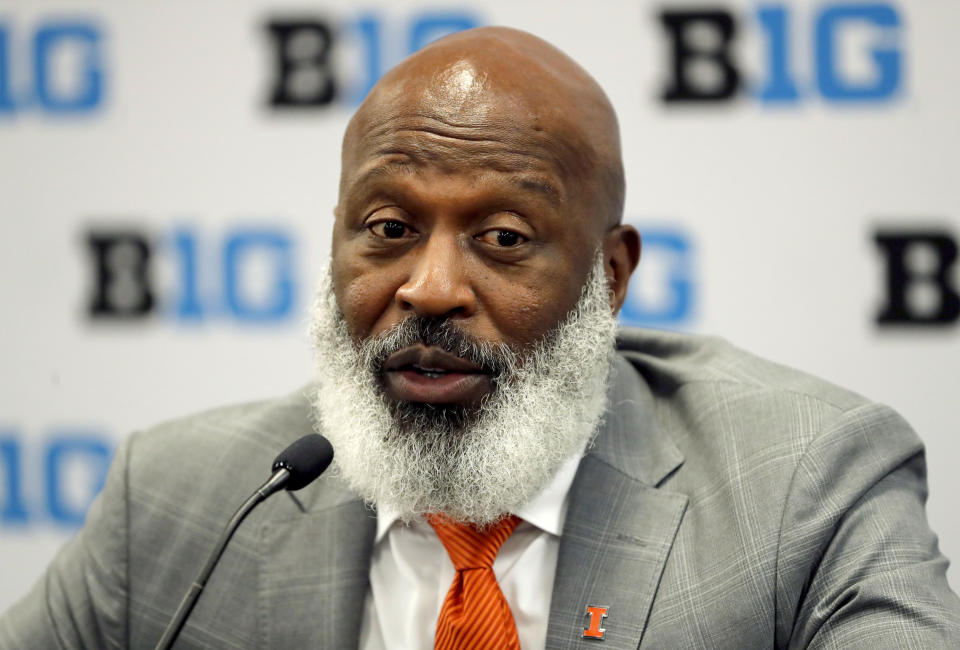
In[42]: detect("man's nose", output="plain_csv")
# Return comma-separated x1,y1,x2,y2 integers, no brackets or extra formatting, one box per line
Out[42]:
395,234,477,319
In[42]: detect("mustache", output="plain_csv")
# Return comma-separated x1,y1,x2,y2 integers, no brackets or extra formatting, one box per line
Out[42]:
361,317,517,376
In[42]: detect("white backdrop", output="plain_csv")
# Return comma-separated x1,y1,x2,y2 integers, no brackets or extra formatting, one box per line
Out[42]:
2,0,958,610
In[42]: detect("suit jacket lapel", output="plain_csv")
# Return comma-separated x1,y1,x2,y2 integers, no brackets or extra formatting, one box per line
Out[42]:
258,474,376,648
546,356,688,649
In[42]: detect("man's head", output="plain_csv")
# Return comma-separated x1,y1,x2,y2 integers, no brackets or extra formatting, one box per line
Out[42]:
312,27,640,523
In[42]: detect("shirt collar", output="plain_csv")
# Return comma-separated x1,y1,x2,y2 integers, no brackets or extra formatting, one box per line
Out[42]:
374,451,583,543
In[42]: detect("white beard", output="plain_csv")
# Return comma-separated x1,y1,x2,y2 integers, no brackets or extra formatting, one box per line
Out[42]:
309,253,617,525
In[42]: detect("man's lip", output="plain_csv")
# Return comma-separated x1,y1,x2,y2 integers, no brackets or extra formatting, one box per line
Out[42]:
381,344,491,405
383,345,486,374
383,370,492,405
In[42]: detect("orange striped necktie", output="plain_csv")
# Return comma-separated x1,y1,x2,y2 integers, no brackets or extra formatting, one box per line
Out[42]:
427,514,522,650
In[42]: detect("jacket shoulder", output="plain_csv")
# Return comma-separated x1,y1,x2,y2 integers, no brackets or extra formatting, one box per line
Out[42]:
616,327,870,412
614,327,922,484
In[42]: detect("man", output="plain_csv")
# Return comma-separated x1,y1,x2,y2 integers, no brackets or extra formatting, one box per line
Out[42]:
2,26,959,650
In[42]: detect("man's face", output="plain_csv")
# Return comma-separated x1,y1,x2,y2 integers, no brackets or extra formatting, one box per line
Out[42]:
330,60,604,409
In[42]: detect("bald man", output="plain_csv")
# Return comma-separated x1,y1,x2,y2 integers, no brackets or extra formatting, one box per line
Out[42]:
2,27,959,650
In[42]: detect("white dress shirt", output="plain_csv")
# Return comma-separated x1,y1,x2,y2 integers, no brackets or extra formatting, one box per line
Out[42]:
359,453,582,650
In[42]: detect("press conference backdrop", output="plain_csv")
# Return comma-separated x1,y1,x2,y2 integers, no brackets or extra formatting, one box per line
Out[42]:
2,0,958,608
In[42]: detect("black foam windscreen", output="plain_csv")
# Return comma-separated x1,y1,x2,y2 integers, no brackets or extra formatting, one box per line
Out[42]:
271,433,334,491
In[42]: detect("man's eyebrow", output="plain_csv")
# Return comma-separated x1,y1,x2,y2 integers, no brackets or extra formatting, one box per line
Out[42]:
352,157,416,186
510,176,562,205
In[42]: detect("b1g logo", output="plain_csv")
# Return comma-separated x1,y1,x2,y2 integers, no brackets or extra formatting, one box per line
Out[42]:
84,223,298,324
1,430,113,527
264,10,481,109
874,228,959,327
0,18,105,115
659,2,903,105
620,226,695,329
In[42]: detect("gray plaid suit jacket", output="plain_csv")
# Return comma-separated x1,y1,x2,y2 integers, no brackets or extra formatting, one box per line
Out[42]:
2,328,959,649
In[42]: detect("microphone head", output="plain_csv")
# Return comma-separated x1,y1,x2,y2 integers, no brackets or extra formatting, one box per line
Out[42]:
271,434,334,491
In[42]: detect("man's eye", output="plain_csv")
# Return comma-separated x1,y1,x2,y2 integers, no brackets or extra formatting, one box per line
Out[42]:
478,229,527,247
369,221,409,239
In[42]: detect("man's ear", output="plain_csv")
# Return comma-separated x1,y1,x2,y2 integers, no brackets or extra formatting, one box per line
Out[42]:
603,224,641,314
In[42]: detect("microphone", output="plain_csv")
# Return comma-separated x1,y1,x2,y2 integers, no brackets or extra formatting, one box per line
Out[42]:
154,434,334,650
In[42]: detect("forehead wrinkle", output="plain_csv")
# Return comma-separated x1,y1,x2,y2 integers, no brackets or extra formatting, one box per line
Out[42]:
359,120,571,182
350,152,564,209
385,137,556,174
365,107,565,151
366,117,560,158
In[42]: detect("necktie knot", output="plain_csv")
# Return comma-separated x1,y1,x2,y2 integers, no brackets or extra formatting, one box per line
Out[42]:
427,514,521,571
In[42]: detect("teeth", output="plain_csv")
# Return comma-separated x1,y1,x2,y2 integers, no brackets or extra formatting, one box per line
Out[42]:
411,365,448,378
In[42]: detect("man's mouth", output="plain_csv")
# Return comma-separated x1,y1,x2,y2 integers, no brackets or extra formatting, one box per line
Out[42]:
382,345,493,405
